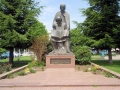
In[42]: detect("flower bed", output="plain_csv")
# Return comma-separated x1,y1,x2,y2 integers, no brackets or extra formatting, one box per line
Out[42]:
75,63,119,79
0,61,45,79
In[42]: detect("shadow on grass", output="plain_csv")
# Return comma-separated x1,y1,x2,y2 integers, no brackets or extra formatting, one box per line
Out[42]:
0,61,31,68
0,56,32,68
13,61,31,68
91,60,120,66
91,60,120,73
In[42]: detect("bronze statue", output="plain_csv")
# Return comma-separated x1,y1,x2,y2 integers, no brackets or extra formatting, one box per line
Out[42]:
50,4,72,55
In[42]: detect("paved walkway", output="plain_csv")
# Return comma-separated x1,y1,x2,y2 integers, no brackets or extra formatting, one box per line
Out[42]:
0,68,120,90
104,55,120,60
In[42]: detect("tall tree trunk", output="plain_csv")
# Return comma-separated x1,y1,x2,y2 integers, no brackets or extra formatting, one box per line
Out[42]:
18,49,20,61
9,47,14,66
108,48,113,64
118,48,120,54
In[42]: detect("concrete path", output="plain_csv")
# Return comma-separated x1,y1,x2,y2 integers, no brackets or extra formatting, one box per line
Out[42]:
0,68,120,90
104,55,120,60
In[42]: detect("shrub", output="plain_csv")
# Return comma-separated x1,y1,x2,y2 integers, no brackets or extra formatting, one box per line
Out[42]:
75,46,91,65
4,64,12,72
104,72,114,78
41,66,44,71
28,61,45,68
7,74,14,79
84,68,88,72
0,67,4,74
91,67,97,74
29,35,49,61
0,63,12,74
17,71,26,76
30,68,36,73
24,68,30,74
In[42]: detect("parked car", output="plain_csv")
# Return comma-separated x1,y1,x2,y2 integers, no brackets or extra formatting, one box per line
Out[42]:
0,52,23,59
0,52,9,59
0,53,7,59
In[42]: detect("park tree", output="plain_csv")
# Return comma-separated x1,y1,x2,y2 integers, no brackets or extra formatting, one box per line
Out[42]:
71,21,95,47
29,35,49,61
81,0,120,64
0,48,6,55
27,20,48,61
0,0,43,65
70,24,93,64
26,20,48,43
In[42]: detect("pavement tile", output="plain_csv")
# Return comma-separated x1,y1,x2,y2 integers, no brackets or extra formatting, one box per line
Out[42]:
0,68,120,90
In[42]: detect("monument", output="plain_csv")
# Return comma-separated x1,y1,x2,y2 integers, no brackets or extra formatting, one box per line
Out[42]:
46,4,75,68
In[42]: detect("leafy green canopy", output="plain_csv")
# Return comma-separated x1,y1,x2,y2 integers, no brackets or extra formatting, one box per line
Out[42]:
81,0,120,49
0,0,43,49
0,48,6,55
0,0,47,65
70,27,94,49
70,28,92,64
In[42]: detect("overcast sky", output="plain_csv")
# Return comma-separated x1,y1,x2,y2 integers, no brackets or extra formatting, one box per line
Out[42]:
34,0,89,32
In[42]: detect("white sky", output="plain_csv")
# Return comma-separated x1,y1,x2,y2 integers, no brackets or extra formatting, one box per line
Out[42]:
35,0,89,32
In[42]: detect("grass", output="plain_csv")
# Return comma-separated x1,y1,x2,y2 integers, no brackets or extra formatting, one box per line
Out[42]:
91,54,108,60
91,55,120,74
0,56,31,68
92,60,120,74
91,55,102,60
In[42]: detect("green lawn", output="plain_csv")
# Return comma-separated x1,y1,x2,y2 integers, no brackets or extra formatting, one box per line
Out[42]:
91,55,120,74
0,56,32,68
91,55,102,60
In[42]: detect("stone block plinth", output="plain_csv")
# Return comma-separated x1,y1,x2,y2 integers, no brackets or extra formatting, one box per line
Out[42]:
46,55,75,68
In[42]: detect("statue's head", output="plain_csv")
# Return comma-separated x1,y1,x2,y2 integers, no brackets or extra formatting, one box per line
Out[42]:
60,4,66,12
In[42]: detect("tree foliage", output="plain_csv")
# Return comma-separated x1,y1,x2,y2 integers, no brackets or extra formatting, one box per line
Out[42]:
75,46,91,65
70,22,95,48
70,27,92,64
29,35,49,61
26,20,47,43
0,48,6,55
81,0,120,64
0,0,43,65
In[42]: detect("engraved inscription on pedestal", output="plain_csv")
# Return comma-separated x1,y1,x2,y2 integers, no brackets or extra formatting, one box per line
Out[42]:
46,55,75,68
50,58,71,64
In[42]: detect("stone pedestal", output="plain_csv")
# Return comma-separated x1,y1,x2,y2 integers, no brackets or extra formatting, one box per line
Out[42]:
46,55,75,68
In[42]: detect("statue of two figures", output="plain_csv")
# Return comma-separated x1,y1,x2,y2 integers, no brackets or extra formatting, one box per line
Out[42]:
50,4,73,55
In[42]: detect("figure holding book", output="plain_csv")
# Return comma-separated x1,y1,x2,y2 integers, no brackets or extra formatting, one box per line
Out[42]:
50,4,72,54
